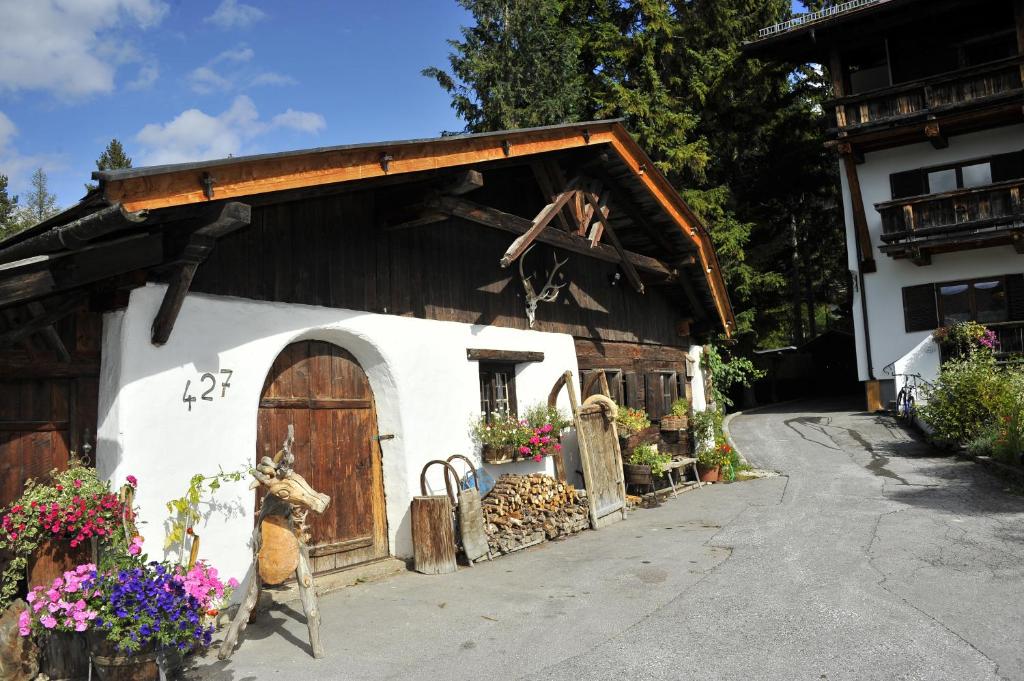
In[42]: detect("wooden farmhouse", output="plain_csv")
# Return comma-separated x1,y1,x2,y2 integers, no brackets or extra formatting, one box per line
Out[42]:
0,120,733,579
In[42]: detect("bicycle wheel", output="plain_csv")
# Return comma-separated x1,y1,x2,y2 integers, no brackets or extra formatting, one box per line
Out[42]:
905,393,915,419
895,389,908,419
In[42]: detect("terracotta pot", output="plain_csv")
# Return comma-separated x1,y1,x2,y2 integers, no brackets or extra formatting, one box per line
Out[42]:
28,539,92,590
481,444,517,464
40,632,90,681
697,464,721,483
88,635,159,681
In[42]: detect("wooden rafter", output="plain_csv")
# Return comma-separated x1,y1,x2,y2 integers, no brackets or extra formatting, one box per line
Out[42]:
26,301,71,362
151,202,251,345
530,162,573,231
0,294,86,352
428,196,672,276
587,190,610,246
499,178,581,268
582,191,644,294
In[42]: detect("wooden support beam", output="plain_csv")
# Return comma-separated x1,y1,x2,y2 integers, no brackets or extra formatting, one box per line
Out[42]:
910,248,932,266
26,299,71,360
587,191,610,246
384,211,448,232
466,348,544,363
545,159,585,231
151,202,251,345
428,196,673,276
1011,231,1024,254
530,162,573,232
0,292,87,350
590,168,679,255
0,233,163,309
499,178,581,268
0,357,99,380
838,144,877,273
583,191,644,294
441,169,484,196
924,119,948,149
678,269,708,321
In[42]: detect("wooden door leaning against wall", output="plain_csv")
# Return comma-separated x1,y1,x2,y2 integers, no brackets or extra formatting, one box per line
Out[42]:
257,341,389,575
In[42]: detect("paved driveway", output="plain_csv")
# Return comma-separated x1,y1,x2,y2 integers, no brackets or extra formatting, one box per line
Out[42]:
192,400,1024,680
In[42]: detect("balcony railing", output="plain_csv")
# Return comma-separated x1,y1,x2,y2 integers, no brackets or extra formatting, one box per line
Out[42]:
754,0,887,40
877,179,1024,247
829,56,1024,132
991,320,1024,358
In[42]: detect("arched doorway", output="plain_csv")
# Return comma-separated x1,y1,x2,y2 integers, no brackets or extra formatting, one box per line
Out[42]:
257,340,389,574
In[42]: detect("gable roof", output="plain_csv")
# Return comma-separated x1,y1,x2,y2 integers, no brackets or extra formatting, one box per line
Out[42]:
1,120,735,335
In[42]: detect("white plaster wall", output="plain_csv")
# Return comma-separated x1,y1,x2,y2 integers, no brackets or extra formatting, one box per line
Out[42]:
687,345,708,412
840,123,1024,381
893,334,942,389
96,285,580,581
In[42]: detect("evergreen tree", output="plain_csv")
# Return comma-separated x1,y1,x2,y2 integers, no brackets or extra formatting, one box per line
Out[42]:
85,138,133,192
0,174,18,239
17,167,59,228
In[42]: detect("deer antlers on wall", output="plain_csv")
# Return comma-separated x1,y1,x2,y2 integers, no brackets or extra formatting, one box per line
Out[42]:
518,245,568,328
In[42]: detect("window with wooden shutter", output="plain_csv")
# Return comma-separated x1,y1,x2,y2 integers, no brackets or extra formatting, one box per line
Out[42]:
1007,274,1024,321
479,362,517,422
623,372,642,410
645,373,663,419
903,284,938,332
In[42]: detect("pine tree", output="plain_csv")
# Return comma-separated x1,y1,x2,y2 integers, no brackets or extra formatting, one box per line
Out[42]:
0,174,18,239
85,138,133,192
17,167,59,227
428,0,847,347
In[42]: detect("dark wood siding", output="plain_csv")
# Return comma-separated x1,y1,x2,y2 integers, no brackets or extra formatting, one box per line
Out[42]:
190,192,689,347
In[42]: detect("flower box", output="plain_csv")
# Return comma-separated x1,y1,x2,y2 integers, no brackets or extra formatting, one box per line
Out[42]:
659,415,688,432
482,444,518,464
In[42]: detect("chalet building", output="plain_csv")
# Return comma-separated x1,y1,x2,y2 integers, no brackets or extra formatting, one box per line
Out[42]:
746,0,1024,409
0,121,733,580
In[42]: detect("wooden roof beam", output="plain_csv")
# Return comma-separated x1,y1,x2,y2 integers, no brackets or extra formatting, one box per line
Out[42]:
499,178,582,268
530,162,573,232
0,294,86,352
428,196,672,276
582,191,644,294
151,202,251,345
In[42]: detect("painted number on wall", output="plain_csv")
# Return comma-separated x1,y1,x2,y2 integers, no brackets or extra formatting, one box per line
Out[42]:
183,369,234,411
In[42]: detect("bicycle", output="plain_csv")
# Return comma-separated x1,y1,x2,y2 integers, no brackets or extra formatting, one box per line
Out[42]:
894,373,925,420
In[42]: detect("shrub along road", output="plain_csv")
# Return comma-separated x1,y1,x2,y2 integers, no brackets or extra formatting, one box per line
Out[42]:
191,399,1024,680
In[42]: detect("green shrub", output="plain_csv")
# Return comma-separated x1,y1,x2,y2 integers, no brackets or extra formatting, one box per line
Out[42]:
669,398,689,418
690,407,723,446
615,405,651,435
630,444,672,478
522,402,572,432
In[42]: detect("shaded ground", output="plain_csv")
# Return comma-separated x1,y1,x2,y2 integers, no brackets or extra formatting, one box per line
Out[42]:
191,399,1024,680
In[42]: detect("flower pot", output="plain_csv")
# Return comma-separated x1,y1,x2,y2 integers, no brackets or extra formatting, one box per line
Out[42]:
481,444,517,464
40,632,90,681
660,415,687,432
27,539,93,590
89,636,159,681
623,463,655,487
697,464,721,483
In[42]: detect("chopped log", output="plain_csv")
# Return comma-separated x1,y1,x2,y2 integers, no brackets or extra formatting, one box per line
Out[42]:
411,496,458,575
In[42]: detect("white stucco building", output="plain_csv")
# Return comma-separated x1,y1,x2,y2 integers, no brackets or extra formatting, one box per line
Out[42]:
748,0,1024,409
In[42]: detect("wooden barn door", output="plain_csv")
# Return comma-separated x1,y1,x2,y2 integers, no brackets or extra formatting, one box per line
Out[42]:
257,341,388,574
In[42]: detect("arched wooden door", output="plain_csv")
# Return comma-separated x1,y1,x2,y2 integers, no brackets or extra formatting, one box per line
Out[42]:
257,341,389,574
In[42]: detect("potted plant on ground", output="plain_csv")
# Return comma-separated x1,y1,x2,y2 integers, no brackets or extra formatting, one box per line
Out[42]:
697,440,733,483
615,405,654,452
660,398,689,432
0,461,130,610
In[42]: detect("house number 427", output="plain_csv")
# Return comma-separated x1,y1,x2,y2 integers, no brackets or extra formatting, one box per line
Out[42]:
183,370,234,411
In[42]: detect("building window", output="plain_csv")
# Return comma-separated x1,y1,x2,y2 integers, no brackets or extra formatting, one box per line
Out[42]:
938,278,1008,326
890,150,1024,200
479,363,517,422
582,369,624,404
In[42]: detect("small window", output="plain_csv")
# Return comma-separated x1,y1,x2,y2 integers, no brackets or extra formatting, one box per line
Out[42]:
927,168,958,194
660,372,678,415
479,362,517,422
961,163,992,189
938,278,1009,326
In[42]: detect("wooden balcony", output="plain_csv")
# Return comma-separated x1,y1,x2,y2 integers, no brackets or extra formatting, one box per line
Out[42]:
827,56,1024,148
876,179,1024,263
992,320,1024,359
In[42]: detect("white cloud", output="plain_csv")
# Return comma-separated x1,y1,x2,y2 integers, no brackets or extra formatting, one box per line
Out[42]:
213,47,255,64
135,96,325,166
251,72,298,87
0,113,15,150
126,63,159,90
272,110,326,134
187,66,232,94
0,0,169,98
205,0,265,29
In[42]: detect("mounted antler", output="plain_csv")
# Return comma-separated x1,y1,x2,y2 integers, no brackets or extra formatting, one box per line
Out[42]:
518,245,568,328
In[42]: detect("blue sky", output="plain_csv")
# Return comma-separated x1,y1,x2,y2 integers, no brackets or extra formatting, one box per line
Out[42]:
0,0,806,208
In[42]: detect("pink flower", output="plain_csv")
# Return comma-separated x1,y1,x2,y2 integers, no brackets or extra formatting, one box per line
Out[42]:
533,455,543,462
40,615,57,629
529,436,541,445
542,424,553,433
74,621,88,632
26,591,35,603
128,536,144,556
126,475,138,487
228,578,240,589
519,446,530,455
73,479,83,489
554,444,562,452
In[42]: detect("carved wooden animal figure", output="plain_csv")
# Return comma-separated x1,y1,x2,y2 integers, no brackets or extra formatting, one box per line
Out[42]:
219,426,331,660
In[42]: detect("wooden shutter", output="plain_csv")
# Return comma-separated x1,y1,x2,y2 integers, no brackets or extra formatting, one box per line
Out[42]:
903,284,938,332
991,150,1024,183
1007,274,1024,322
645,373,664,419
890,169,926,199
623,372,642,410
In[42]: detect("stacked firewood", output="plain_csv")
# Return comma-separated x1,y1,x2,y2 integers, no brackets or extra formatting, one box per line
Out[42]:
482,474,590,555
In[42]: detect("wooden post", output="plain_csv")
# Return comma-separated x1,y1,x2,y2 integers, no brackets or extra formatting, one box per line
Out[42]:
411,496,457,574
839,144,877,274
1015,0,1024,85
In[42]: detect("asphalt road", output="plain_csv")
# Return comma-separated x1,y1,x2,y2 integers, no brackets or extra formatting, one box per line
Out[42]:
191,399,1024,681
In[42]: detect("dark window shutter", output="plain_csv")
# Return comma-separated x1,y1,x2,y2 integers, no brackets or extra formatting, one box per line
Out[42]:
623,372,642,410
645,373,663,419
1007,274,1024,322
903,284,938,332
890,169,926,199
991,150,1024,183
